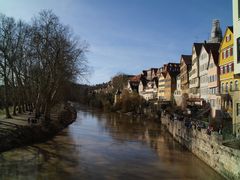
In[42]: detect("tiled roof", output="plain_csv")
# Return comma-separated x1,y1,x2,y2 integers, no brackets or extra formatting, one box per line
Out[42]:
160,71,167,78
228,26,233,33
193,43,204,56
203,43,220,54
167,71,180,78
181,55,192,65
150,68,159,71
129,74,142,82
210,49,219,65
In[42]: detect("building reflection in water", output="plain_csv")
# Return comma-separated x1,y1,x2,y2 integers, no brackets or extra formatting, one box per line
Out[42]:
0,106,224,180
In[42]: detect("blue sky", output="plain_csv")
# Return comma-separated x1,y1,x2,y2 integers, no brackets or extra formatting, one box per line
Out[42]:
0,0,232,84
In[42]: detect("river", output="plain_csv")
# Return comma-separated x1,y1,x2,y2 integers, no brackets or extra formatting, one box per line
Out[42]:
0,106,224,180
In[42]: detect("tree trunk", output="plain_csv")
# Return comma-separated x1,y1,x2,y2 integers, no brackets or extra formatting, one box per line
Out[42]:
4,76,11,118
35,94,41,118
13,103,17,116
25,103,29,111
18,103,22,114
44,98,52,125
21,102,25,113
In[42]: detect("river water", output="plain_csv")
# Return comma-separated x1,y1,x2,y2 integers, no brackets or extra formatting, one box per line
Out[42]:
0,107,224,180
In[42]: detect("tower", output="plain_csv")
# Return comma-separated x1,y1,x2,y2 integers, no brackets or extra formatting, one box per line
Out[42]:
208,19,223,43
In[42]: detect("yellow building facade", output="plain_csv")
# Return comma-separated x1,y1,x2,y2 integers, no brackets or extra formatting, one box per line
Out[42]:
219,27,240,117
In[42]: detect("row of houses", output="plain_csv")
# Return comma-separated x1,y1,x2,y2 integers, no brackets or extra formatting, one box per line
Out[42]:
127,0,240,136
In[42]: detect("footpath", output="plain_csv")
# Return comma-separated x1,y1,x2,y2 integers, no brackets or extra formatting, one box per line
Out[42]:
0,104,77,153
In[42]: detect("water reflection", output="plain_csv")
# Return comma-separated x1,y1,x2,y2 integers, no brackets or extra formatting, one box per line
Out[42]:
0,106,224,180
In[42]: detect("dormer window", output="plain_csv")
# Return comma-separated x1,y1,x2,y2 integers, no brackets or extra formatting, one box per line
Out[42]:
226,34,231,42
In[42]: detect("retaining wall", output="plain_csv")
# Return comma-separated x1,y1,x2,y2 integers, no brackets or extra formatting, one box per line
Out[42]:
161,114,240,180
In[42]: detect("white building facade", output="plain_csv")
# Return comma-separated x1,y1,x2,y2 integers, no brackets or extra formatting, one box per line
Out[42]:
174,75,182,106
189,43,203,99
199,45,209,102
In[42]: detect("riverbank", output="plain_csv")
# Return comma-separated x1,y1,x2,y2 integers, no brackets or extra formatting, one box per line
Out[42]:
161,113,240,180
0,107,224,179
0,104,77,153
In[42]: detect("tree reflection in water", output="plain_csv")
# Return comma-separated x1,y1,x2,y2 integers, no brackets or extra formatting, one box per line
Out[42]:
0,106,224,180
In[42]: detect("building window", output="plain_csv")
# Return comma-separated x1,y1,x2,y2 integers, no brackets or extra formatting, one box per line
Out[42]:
237,103,240,116
226,35,232,42
224,65,227,74
237,37,240,63
221,83,224,93
226,82,228,92
230,81,233,91
235,80,239,91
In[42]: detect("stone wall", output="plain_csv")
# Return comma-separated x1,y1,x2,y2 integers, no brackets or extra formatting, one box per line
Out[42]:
161,114,240,180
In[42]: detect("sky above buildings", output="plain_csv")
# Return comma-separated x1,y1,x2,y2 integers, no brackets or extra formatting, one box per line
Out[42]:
0,0,232,84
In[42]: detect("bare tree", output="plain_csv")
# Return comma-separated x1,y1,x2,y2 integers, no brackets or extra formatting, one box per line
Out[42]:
30,10,88,121
0,14,16,118
0,10,89,123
